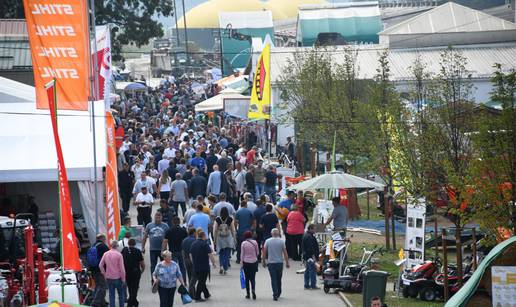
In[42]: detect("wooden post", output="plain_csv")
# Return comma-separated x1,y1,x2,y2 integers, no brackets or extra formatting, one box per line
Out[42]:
299,142,305,176
472,227,477,270
366,188,370,220
384,187,390,250
442,228,449,302
391,197,396,250
455,227,463,287
434,204,438,259
310,143,316,178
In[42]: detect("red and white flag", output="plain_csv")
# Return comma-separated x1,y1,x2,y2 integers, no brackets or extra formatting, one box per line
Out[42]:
46,80,81,271
93,25,112,108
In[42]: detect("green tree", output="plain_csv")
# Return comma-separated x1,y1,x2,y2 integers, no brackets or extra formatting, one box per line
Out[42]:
428,46,476,285
4,1,173,61
471,64,516,245
277,47,373,172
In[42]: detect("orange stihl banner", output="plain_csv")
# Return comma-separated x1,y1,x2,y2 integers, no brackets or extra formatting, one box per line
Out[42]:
46,80,81,271
23,1,91,110
105,112,121,242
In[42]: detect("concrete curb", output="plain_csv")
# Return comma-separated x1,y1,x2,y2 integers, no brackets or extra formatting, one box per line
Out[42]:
337,291,354,307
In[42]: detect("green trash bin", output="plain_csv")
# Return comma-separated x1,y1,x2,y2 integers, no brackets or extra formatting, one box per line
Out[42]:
362,270,389,307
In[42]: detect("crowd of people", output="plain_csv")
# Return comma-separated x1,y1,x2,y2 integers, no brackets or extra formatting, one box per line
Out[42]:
86,76,349,307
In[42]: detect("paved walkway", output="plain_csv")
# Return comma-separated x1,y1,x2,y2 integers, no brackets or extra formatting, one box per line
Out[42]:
126,205,341,306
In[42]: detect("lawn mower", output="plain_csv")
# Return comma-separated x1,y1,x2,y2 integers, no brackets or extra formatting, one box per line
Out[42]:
399,256,442,298
323,243,383,293
419,256,474,301
322,238,351,293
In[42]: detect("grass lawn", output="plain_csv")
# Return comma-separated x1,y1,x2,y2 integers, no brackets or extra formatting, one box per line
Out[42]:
357,191,383,221
343,291,445,307
346,240,401,282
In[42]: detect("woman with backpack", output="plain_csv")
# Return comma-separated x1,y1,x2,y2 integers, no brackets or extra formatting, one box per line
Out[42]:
240,230,259,300
213,206,236,274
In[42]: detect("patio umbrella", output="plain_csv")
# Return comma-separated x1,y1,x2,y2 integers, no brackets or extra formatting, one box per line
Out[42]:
124,82,147,91
31,302,88,307
287,171,384,191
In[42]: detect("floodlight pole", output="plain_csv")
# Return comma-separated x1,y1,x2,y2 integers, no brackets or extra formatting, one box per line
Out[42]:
88,0,100,234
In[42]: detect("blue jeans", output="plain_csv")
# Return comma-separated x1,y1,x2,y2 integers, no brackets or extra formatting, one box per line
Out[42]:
150,250,162,282
255,183,265,199
265,186,276,204
219,247,231,271
106,278,125,307
304,259,317,288
267,263,283,298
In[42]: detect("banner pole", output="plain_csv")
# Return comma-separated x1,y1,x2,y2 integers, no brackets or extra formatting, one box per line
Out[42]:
88,0,100,233
52,79,65,303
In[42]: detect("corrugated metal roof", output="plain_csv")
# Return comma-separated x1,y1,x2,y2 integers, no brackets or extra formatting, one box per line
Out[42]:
270,43,516,83
0,41,32,69
0,19,28,39
379,2,516,35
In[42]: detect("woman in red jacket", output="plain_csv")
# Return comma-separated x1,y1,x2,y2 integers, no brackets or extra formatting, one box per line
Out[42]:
286,205,305,261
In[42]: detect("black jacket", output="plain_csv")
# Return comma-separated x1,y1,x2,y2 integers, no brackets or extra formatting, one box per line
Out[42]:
118,170,134,193
189,175,207,198
302,232,319,261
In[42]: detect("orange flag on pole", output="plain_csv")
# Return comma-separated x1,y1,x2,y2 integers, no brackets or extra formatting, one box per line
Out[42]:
105,112,121,242
23,0,91,110
46,80,81,271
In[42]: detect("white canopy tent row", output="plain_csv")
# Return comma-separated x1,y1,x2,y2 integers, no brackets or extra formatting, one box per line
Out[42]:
0,76,107,243
194,89,251,118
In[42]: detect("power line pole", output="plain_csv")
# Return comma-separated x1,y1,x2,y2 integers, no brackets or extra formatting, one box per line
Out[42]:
88,0,100,234
181,0,189,66
172,0,180,46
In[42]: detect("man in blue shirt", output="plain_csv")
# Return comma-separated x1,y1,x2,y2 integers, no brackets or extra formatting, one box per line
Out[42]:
235,201,255,263
278,191,295,211
207,165,222,198
190,149,207,176
187,203,211,234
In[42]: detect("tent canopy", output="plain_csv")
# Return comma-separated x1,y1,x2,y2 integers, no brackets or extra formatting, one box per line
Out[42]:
287,171,385,190
0,76,106,182
194,92,250,112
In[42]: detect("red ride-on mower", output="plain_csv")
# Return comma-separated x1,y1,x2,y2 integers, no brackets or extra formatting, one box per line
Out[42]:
400,257,441,299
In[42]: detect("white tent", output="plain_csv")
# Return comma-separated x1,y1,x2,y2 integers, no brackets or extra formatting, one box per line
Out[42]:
0,76,106,182
0,76,107,241
195,91,250,114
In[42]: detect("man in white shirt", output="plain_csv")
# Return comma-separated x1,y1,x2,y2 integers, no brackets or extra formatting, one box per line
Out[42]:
232,161,246,210
212,192,236,217
135,187,154,226
131,159,145,181
133,172,157,198
163,141,176,159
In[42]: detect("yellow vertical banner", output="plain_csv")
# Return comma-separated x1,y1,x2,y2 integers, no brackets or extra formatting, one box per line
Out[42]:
248,43,271,120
